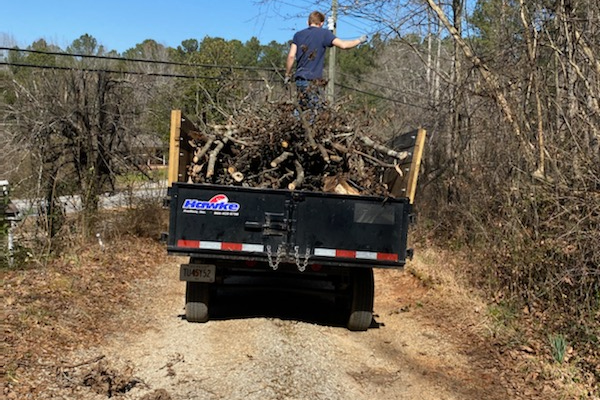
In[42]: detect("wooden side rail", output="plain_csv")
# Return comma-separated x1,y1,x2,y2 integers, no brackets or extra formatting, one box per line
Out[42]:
169,109,426,203
382,128,427,203
168,110,198,186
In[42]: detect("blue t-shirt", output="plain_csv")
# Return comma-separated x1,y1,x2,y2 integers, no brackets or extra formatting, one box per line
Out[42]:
292,26,336,80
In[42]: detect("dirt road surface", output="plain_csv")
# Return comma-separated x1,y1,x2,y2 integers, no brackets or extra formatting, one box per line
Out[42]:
32,253,523,400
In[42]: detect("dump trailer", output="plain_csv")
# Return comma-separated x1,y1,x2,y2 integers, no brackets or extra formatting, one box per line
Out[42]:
165,110,425,331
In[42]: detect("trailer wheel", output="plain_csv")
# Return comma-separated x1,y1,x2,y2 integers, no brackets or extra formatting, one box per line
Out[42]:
347,267,374,331
185,282,210,323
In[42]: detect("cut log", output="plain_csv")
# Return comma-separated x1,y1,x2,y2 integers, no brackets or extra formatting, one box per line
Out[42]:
353,150,396,168
288,160,305,191
227,166,244,182
317,144,330,163
174,104,422,197
206,139,226,178
299,112,318,149
335,181,360,195
270,151,293,168
196,138,214,162
359,135,409,160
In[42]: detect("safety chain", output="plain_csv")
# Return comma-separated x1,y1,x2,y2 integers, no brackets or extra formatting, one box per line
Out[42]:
266,244,285,270
294,246,311,272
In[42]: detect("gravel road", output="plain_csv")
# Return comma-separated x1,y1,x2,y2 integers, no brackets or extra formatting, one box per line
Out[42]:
48,257,510,400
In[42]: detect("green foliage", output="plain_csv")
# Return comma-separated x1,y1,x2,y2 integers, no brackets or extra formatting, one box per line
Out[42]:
9,39,61,78
0,241,31,271
235,37,261,67
486,301,524,344
338,41,377,80
178,39,199,54
167,36,287,121
115,169,167,188
67,33,103,55
122,39,165,59
0,68,16,105
549,333,568,364
470,0,520,63
336,41,378,109
258,40,288,69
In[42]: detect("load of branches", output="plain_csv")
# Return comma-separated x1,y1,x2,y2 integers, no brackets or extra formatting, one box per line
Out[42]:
184,103,408,197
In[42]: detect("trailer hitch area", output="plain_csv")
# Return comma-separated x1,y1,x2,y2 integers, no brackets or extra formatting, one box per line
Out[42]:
244,212,288,236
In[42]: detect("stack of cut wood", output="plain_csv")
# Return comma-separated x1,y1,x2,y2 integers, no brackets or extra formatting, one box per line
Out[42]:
184,103,408,197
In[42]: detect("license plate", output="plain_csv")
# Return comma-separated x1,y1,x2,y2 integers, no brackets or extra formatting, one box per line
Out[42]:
180,264,216,282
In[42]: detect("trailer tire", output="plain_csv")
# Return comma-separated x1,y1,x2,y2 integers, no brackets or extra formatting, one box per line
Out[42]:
185,282,210,323
347,267,374,331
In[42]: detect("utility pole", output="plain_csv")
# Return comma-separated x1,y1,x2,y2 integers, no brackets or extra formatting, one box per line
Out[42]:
326,0,338,104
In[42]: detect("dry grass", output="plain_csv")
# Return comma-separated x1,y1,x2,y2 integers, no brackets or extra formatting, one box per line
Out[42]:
3,235,168,399
405,243,598,399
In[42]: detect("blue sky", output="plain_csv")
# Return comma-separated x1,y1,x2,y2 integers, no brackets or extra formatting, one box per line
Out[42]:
1,0,371,53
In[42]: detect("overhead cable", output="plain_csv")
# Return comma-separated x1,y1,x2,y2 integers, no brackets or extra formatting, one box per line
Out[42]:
1,60,429,109
0,46,283,73
0,61,267,82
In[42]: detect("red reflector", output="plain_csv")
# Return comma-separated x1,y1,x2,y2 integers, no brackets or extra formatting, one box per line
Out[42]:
178,240,199,248
311,264,322,272
222,242,243,251
336,249,356,258
245,260,257,267
377,252,398,261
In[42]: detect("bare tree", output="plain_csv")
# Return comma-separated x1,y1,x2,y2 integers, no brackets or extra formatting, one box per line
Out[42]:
4,44,151,242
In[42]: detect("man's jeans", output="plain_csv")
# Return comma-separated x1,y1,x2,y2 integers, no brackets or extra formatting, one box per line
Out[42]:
295,79,325,111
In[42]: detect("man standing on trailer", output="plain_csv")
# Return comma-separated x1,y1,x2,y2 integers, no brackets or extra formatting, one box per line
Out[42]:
285,11,367,110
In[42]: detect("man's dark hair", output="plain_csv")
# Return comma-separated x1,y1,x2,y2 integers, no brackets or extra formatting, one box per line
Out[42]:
308,11,325,25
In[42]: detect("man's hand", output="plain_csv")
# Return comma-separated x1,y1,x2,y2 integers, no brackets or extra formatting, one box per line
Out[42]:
358,35,368,44
283,75,291,85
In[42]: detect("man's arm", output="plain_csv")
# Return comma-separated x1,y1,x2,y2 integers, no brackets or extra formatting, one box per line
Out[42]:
332,35,367,50
286,43,297,77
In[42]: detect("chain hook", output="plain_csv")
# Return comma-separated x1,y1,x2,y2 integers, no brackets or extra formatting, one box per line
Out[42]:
294,246,311,272
266,244,285,270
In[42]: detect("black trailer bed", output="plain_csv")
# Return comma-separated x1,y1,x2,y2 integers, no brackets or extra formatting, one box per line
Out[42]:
167,183,411,269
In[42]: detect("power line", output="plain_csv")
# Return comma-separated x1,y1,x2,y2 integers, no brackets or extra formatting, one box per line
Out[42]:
336,82,433,110
337,70,432,101
338,18,378,37
0,61,268,82
270,0,313,11
1,61,429,109
0,47,284,73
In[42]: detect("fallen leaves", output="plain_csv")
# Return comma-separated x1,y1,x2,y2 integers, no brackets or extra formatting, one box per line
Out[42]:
3,235,167,399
